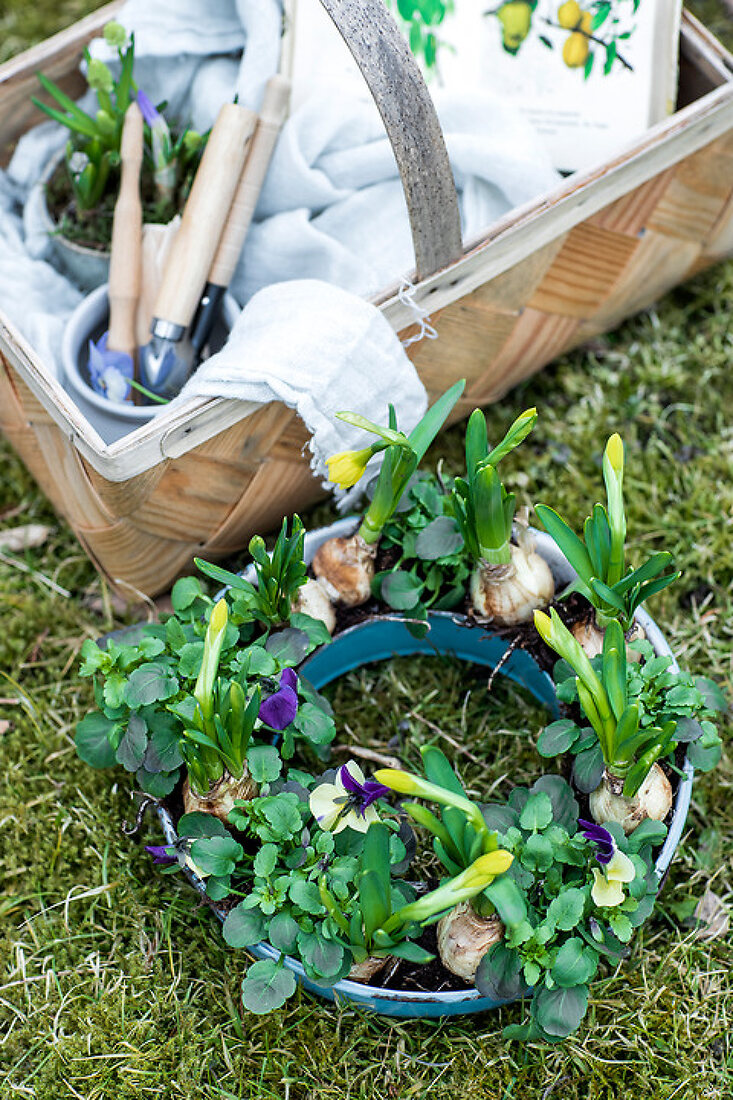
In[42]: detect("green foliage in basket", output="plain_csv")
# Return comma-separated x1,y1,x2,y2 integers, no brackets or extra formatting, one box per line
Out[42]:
327,379,465,544
74,519,334,799
534,610,722,797
476,799,665,1041
451,407,537,566
33,20,204,219
535,434,679,631
373,471,469,629
542,636,725,792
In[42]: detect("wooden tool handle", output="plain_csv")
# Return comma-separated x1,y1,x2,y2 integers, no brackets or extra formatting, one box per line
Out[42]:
152,103,256,329
107,102,143,357
207,77,290,288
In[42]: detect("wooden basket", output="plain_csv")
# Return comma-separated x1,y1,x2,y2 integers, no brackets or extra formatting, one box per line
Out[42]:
2,1,733,597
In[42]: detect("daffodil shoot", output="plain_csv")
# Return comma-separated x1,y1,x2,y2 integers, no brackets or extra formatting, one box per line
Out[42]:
452,408,554,623
316,380,465,606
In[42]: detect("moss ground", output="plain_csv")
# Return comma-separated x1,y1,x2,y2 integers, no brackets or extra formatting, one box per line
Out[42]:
2,3,733,1097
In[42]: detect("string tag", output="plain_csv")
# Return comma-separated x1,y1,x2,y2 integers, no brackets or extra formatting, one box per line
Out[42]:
398,277,438,348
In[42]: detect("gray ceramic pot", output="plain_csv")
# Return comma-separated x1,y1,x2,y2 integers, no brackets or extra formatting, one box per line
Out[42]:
61,284,240,444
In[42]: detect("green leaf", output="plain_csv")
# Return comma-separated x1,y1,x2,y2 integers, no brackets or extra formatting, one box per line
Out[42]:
135,768,177,797
293,701,335,746
551,937,598,987
222,904,267,948
241,960,296,1014
254,844,278,877
75,712,121,768
144,716,184,773
530,776,579,834
519,792,553,831
548,887,586,931
381,570,423,610
520,833,554,873
407,380,465,463
533,984,589,1038
695,676,727,712
572,743,605,794
178,642,204,679
268,912,300,953
265,628,311,666
247,744,282,783
687,727,722,771
171,576,205,611
124,663,179,707
475,942,531,1000
289,878,324,916
297,931,345,979
289,612,332,648
536,719,581,756
115,713,148,772
534,504,594,585
414,516,463,561
484,876,527,928
177,812,228,839
190,836,243,878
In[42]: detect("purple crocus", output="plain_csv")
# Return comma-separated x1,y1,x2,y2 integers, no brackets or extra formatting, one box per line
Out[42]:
258,668,299,730
339,764,391,817
135,88,165,127
87,333,133,402
577,819,615,865
144,843,177,865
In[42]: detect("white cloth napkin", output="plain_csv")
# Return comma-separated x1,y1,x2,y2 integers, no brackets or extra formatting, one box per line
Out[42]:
171,279,427,485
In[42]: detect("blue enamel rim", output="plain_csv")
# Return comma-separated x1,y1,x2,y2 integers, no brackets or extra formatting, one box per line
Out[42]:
157,525,693,1019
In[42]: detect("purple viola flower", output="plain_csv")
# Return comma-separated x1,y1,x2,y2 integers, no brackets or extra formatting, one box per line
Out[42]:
339,764,391,817
144,843,177,865
258,668,299,730
87,333,132,402
578,819,615,865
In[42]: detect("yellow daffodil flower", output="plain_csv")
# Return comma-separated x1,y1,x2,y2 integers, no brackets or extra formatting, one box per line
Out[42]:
325,447,373,490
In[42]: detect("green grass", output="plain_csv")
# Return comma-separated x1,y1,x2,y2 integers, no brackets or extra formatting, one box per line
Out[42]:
2,3,733,1097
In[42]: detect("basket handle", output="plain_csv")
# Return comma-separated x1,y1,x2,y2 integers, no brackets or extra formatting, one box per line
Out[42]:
315,0,463,281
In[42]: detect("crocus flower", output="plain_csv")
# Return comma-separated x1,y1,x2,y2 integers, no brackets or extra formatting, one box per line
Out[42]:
87,334,132,403
309,762,390,834
325,447,374,490
258,668,298,730
579,819,636,907
136,89,175,201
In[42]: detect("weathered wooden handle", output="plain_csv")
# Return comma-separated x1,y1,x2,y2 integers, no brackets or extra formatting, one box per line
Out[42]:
208,78,289,288
153,102,255,328
316,0,463,281
107,101,143,357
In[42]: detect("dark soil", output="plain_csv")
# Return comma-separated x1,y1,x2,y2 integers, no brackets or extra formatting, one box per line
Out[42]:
45,156,179,249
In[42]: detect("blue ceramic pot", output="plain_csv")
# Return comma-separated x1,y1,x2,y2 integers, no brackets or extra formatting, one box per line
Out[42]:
157,524,692,1018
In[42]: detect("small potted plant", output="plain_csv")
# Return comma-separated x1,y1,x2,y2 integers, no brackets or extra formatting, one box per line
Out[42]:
73,389,724,1037
31,20,205,290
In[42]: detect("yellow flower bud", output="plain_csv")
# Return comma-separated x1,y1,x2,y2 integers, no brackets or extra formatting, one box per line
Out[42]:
326,447,372,490
604,433,624,475
210,597,228,636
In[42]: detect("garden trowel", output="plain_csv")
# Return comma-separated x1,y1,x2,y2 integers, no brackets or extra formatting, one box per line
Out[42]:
137,101,257,398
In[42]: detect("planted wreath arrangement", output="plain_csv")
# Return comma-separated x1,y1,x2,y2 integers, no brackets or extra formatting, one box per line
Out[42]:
75,380,724,1039
35,20,205,252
